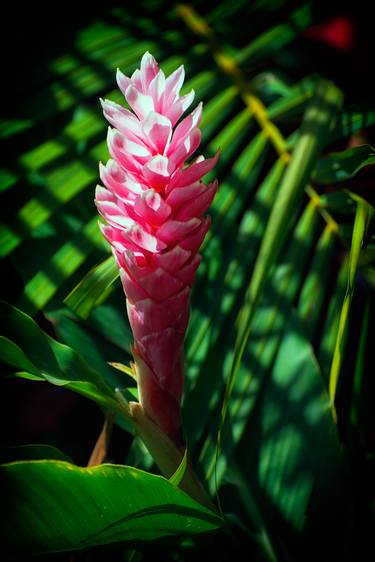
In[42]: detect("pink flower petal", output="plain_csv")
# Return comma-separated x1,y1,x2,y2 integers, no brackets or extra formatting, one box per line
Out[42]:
136,329,185,394
141,111,172,154
135,268,184,302
142,155,172,190
151,245,191,272
174,254,202,286
148,70,166,113
116,68,132,97
107,128,142,174
179,216,210,252
95,189,134,230
122,224,167,253
165,89,195,126
174,180,218,220
125,85,154,120
165,180,205,208
168,128,202,171
130,68,142,91
156,217,201,245
168,102,202,155
99,161,145,201
120,268,149,303
127,287,189,338
134,189,172,226
98,223,129,256
134,350,182,440
100,98,143,142
140,51,159,92
167,151,220,190
122,249,152,279
164,65,185,107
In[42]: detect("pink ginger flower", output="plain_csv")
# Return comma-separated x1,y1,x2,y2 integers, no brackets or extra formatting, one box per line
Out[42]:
95,52,218,444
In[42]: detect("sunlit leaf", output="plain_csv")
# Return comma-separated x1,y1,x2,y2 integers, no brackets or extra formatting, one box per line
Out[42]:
0,460,222,558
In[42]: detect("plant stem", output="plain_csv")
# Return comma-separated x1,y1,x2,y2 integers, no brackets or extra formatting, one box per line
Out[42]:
129,402,217,513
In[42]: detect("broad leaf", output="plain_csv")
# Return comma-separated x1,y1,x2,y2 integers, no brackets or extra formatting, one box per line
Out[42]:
0,460,222,558
235,313,344,555
0,302,129,419
0,444,73,463
314,145,375,184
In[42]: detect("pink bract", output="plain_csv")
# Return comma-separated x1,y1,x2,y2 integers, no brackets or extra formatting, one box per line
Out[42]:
96,52,218,443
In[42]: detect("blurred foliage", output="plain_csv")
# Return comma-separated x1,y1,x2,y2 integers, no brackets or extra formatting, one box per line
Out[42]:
1,1,374,561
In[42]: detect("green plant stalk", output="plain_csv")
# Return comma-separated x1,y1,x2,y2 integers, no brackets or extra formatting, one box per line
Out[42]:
298,223,336,340
329,196,373,416
129,402,216,512
223,79,343,428
350,299,370,435
318,259,348,377
203,198,320,486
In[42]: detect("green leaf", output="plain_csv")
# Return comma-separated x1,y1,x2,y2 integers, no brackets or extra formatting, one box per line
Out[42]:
46,307,133,391
329,197,375,409
64,255,119,319
169,448,189,487
320,191,356,214
0,302,130,419
297,224,336,340
0,460,222,558
199,198,321,489
235,313,343,550
313,145,375,184
350,299,371,434
236,3,312,65
0,444,73,464
222,80,343,431
0,336,40,375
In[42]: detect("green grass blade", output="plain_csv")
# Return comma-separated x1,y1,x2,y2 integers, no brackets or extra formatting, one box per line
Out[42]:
297,224,337,341
64,255,119,318
223,80,343,429
329,196,375,410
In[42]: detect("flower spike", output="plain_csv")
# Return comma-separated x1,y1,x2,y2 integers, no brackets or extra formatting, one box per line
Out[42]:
96,53,218,444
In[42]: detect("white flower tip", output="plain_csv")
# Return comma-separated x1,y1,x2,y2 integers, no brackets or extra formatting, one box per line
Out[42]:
107,126,118,144
141,51,158,67
98,161,106,176
95,184,108,200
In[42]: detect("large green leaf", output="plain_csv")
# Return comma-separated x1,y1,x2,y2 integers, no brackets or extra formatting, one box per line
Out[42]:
221,80,343,432
0,302,129,419
329,196,375,409
235,313,344,556
0,460,222,558
0,444,73,464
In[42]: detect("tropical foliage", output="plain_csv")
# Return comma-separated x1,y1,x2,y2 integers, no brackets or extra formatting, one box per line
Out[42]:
1,1,374,561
